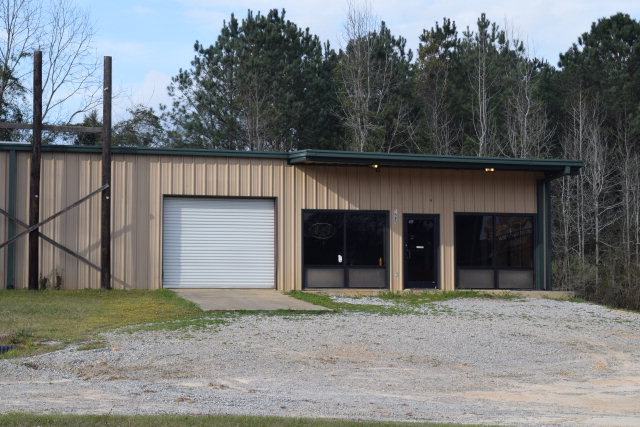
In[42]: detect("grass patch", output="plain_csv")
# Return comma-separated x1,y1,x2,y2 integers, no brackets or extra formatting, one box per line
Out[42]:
0,289,203,358
0,413,487,427
377,290,519,304
286,291,413,315
76,340,107,351
123,315,230,333
286,290,524,315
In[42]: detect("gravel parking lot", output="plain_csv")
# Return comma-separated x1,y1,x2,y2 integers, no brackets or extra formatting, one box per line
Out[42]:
1,297,639,426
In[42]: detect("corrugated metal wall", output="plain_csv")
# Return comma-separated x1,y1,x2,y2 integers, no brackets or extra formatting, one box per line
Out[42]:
1,151,539,291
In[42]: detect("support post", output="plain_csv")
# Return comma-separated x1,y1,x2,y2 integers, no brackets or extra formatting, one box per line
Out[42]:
535,180,544,291
6,149,16,289
101,56,112,290
545,180,553,291
28,51,42,290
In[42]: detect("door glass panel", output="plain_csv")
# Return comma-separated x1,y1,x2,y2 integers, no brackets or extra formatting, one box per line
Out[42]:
303,210,388,288
495,216,533,268
455,215,494,267
455,214,534,289
303,212,344,265
346,213,385,266
405,216,437,287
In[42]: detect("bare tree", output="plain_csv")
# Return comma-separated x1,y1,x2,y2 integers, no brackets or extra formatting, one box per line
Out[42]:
0,0,98,125
337,1,380,151
582,109,619,285
415,20,460,155
558,92,620,287
504,56,553,158
336,1,412,152
616,121,640,267
40,0,99,123
0,0,39,120
462,14,503,156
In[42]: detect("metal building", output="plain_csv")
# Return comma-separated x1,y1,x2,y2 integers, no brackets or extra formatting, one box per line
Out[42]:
0,145,582,291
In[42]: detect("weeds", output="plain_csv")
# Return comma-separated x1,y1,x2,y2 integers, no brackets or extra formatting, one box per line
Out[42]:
286,290,515,315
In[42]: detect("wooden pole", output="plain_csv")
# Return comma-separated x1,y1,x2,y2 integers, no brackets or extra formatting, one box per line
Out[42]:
101,56,112,290
28,51,42,290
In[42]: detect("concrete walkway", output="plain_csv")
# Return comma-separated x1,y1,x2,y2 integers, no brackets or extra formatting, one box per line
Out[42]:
173,289,331,311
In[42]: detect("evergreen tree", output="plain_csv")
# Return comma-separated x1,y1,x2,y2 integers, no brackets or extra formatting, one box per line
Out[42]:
114,105,166,147
559,13,640,143
73,110,101,146
164,9,340,151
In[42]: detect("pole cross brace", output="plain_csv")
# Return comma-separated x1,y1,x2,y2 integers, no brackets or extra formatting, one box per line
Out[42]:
0,207,101,271
0,184,108,251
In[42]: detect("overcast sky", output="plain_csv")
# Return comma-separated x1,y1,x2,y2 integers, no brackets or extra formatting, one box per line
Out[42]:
80,0,640,121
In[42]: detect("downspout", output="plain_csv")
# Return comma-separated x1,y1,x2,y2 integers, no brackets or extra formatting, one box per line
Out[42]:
6,149,16,289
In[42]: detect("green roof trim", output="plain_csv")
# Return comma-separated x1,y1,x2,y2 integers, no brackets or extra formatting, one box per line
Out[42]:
0,143,290,159
289,149,583,176
0,144,583,176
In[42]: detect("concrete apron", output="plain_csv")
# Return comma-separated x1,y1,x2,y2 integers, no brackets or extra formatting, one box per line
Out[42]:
172,289,331,311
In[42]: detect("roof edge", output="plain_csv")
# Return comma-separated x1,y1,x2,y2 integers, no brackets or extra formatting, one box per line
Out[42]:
0,144,583,174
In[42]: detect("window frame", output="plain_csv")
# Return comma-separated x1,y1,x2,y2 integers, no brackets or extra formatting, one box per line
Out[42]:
454,212,536,290
302,209,389,289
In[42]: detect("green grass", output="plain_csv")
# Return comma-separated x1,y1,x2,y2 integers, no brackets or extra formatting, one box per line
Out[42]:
0,413,489,427
376,290,520,304
0,289,203,357
286,291,413,314
287,289,520,315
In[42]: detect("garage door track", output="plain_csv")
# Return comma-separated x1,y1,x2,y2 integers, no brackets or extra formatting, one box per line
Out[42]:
173,289,331,311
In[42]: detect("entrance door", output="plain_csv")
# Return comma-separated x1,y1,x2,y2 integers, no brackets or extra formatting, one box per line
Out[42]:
404,215,438,288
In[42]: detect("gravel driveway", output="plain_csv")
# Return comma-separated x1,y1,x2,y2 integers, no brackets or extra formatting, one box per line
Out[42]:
1,297,639,426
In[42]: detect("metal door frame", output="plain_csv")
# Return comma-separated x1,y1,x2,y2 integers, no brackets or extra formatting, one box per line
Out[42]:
403,214,440,289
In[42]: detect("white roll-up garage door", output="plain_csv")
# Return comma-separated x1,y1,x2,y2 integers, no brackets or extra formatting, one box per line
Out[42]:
162,197,275,288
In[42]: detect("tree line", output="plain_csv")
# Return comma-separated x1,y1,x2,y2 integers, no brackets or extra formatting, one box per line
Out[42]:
147,8,640,309
0,2,638,309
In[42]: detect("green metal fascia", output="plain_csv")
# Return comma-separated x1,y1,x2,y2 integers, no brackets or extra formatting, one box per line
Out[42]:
289,149,584,173
0,144,291,160
0,144,584,174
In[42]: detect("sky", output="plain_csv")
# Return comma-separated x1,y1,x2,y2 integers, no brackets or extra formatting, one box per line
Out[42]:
79,0,640,121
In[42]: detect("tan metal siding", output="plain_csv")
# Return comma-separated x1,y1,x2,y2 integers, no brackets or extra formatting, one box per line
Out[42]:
3,151,540,291
291,166,539,291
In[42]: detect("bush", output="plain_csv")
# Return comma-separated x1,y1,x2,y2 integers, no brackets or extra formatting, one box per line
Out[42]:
555,252,640,311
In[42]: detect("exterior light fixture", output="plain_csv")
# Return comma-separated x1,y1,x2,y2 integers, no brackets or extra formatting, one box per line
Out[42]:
370,164,379,169
485,168,495,172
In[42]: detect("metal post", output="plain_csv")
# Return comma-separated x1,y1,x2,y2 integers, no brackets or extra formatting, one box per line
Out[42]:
545,180,553,291
101,56,112,290
28,51,42,290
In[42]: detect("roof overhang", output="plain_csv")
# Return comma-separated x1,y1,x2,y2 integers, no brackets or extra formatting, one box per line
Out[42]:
0,144,583,178
288,150,583,178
